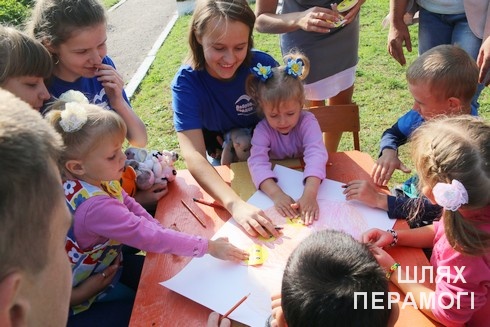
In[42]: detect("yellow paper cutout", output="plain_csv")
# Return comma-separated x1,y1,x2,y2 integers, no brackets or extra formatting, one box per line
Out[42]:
243,244,268,266
286,216,305,227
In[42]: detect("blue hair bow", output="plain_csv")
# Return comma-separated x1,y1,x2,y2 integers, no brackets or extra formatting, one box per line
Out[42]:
285,58,304,78
252,63,273,81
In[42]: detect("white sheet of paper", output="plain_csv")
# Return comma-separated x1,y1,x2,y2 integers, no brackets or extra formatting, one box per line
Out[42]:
161,165,395,326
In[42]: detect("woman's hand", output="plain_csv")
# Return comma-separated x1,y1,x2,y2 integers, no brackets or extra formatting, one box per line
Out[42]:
230,200,280,238
341,0,366,24
297,6,341,33
95,63,126,108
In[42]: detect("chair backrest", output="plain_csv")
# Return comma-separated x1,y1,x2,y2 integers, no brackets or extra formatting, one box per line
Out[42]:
305,104,361,151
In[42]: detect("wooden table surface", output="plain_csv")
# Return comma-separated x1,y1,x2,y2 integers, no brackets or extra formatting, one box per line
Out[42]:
129,151,440,327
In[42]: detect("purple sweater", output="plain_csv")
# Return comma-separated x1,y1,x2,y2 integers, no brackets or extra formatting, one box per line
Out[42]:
248,111,328,188
73,189,207,257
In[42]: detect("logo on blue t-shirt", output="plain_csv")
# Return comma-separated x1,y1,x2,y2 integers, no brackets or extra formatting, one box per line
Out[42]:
235,95,255,116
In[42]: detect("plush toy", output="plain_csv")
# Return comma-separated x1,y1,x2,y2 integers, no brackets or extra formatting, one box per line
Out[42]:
221,128,252,165
124,147,178,191
149,150,178,183
125,159,155,190
120,164,137,197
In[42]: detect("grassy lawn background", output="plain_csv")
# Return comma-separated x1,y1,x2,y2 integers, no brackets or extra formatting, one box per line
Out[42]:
129,0,490,187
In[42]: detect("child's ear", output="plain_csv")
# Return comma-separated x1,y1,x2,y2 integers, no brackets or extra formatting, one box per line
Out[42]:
447,96,463,114
0,272,28,327
42,39,57,55
65,160,85,176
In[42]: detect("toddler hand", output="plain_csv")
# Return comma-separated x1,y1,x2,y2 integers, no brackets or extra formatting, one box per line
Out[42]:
271,191,298,218
343,180,388,210
268,293,286,327
292,196,319,225
370,246,397,276
207,312,230,327
371,149,411,186
208,237,249,262
361,228,392,248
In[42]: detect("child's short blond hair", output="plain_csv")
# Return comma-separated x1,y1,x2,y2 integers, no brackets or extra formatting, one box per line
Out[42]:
0,89,63,280
406,45,478,109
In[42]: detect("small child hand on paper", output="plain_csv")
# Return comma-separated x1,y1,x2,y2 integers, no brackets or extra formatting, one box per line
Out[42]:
208,237,249,262
207,312,231,327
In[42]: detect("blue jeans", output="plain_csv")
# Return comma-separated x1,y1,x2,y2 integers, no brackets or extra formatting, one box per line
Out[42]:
418,8,484,114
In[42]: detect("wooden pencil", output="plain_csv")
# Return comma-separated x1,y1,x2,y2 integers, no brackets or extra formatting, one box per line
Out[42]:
220,293,251,321
192,197,224,209
181,199,207,228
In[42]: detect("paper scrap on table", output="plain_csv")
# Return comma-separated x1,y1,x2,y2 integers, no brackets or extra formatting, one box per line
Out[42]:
161,165,395,327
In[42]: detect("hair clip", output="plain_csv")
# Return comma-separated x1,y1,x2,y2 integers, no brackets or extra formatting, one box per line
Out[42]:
433,179,469,211
285,58,304,78
252,63,273,81
59,102,88,133
59,90,89,104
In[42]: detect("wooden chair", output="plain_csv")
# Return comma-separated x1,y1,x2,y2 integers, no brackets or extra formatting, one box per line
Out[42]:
305,104,361,152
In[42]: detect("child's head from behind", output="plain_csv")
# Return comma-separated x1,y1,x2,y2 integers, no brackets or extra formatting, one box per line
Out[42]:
45,101,127,184
281,229,392,327
188,0,255,79
0,25,52,110
246,52,309,135
411,116,490,255
406,44,478,119
28,0,107,81
0,89,72,326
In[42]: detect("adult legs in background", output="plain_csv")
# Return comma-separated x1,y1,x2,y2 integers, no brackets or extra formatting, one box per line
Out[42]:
305,85,354,153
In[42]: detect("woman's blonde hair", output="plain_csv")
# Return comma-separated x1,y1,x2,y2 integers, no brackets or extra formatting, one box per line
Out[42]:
0,25,52,84
45,102,126,175
410,115,490,255
246,51,310,116
186,0,255,70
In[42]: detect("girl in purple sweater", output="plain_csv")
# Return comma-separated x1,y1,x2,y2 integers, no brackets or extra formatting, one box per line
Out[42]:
46,101,248,326
246,53,328,225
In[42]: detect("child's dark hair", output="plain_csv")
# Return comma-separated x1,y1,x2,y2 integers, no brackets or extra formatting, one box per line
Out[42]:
281,229,391,327
187,0,255,70
28,0,106,48
0,25,52,83
410,115,490,255
246,52,310,117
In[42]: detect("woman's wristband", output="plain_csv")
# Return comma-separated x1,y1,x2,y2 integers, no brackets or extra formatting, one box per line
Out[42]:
387,229,398,247
386,262,400,279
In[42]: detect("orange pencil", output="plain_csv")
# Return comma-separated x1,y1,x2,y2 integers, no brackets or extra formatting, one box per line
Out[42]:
220,293,251,321
181,199,207,228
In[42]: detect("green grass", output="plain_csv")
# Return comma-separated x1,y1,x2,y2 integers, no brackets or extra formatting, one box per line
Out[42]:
129,0,490,187
103,0,120,8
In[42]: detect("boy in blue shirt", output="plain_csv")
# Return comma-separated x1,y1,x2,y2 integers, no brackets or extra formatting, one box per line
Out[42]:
344,44,478,227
